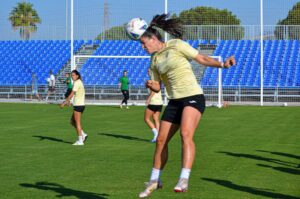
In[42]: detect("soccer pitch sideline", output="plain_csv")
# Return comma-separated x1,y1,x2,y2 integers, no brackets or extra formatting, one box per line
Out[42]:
0,103,299,199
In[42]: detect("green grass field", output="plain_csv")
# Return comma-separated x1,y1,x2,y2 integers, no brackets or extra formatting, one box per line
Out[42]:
0,103,299,199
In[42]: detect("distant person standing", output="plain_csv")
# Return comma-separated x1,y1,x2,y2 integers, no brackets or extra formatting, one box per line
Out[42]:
144,68,163,142
119,70,130,109
30,73,42,101
46,70,56,101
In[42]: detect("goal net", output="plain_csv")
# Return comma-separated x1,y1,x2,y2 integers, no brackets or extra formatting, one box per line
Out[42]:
74,54,224,107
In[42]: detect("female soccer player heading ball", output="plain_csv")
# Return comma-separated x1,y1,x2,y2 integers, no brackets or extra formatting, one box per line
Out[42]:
135,14,236,198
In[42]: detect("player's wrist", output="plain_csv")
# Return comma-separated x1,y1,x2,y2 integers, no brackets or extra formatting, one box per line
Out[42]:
220,62,224,68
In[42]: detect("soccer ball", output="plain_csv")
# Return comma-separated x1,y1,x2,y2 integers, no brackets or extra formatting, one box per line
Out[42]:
125,18,148,40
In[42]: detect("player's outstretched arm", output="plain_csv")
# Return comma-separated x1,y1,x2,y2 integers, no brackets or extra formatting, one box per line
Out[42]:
194,54,236,69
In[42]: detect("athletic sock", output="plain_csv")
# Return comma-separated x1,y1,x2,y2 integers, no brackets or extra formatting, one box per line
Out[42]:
179,168,191,179
151,128,158,137
150,168,161,181
81,130,86,136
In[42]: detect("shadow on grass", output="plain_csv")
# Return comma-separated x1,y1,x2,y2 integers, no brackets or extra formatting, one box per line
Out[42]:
20,182,109,199
98,132,150,143
257,163,300,175
33,135,72,144
218,151,296,167
256,150,300,160
202,178,300,199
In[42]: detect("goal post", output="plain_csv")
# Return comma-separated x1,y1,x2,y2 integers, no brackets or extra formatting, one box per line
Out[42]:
74,55,223,107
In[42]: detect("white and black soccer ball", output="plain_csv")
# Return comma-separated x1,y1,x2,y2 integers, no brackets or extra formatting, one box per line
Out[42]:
126,18,148,40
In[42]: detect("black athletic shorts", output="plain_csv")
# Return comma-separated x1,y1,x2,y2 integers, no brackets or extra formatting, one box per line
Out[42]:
65,88,72,98
73,106,85,113
161,94,205,124
147,104,163,112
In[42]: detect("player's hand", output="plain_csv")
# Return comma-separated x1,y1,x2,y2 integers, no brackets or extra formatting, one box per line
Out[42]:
145,80,153,88
60,101,67,109
145,80,161,92
224,56,236,68
145,99,150,105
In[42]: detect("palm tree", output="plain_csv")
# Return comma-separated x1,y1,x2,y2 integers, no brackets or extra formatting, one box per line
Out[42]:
8,2,41,40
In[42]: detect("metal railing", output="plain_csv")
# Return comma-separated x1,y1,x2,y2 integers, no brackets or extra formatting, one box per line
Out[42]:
1,85,299,106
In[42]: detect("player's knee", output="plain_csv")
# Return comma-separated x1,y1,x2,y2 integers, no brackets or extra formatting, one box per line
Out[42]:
156,135,166,147
180,131,194,142
144,117,150,123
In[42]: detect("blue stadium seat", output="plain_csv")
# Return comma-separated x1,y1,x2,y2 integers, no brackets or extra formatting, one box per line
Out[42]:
0,40,84,85
201,40,300,88
1,39,299,88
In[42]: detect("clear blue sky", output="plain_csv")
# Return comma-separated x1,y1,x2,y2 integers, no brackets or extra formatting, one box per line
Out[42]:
0,0,299,40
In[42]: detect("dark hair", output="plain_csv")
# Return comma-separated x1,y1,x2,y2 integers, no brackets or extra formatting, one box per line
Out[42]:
71,70,82,80
142,13,183,41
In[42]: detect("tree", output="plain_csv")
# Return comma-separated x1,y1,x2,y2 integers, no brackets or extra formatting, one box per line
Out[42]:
96,25,128,40
9,2,41,40
274,2,300,39
174,6,244,40
96,6,243,40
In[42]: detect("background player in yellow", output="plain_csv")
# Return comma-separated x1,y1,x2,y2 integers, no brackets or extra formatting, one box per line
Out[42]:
144,68,163,143
60,70,88,146
138,14,236,198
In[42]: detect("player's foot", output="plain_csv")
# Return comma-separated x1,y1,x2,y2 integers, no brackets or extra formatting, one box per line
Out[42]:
139,179,163,198
151,136,157,143
126,106,130,109
174,178,188,193
83,133,88,143
72,140,84,146
120,104,123,109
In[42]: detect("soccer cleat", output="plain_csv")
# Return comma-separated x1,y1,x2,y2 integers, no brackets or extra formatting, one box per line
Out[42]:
174,178,188,193
72,141,84,146
126,106,130,109
120,104,123,109
139,179,163,198
83,134,88,143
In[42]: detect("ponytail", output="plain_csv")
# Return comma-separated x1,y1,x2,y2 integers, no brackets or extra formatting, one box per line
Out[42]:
142,13,183,40
149,14,183,38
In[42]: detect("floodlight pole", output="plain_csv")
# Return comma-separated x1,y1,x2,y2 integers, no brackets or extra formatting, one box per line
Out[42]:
66,0,68,40
70,0,75,71
260,0,264,106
